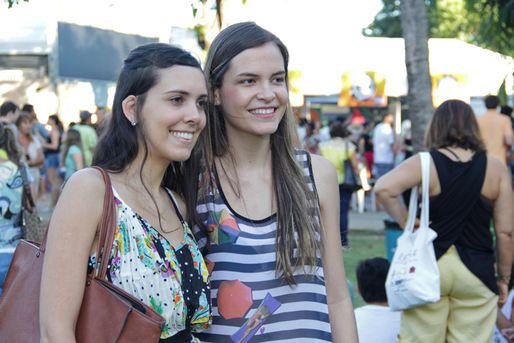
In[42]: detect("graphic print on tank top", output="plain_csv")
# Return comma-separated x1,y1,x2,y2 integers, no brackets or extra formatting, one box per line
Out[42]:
200,182,283,342
195,150,331,343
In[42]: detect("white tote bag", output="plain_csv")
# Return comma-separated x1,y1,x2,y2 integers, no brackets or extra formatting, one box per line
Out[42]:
385,152,441,311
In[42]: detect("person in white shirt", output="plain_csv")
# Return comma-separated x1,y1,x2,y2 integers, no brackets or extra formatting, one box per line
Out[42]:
373,113,395,179
354,257,401,343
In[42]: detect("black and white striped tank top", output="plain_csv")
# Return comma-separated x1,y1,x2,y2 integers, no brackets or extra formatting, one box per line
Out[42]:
195,150,331,342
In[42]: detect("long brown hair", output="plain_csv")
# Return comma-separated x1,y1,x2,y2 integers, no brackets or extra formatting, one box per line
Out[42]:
199,22,323,285
61,129,86,169
424,99,485,152
0,123,23,164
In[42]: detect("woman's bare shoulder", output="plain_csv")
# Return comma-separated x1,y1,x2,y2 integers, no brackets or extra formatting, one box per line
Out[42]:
62,167,107,201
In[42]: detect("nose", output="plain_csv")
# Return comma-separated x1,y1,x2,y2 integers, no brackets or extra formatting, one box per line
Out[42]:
183,101,203,125
257,82,276,102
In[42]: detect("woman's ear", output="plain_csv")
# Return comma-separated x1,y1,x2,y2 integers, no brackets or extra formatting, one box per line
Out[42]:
122,95,137,124
213,88,221,106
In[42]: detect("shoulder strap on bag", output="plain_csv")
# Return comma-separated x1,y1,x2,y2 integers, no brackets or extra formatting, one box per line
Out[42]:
90,166,117,279
419,152,431,229
404,152,430,234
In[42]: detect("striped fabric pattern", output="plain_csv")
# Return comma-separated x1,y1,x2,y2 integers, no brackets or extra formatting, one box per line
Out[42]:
195,150,331,342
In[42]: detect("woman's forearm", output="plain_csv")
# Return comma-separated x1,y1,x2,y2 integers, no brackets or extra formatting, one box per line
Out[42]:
376,191,407,228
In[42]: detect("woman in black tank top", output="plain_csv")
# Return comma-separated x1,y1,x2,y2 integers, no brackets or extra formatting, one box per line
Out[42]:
374,99,514,342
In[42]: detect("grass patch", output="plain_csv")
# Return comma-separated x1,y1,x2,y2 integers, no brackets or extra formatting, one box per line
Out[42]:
343,230,387,309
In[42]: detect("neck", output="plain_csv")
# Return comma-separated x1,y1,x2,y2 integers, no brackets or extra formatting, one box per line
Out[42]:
119,155,169,194
225,131,272,170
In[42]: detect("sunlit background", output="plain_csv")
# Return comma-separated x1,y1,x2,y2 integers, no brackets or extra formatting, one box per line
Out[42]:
0,0,512,127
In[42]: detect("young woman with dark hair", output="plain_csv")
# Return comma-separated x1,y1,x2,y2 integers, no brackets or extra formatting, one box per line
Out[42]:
40,43,212,342
194,22,357,342
375,99,514,342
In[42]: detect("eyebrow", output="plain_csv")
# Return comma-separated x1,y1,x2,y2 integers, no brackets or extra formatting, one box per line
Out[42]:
163,90,208,98
235,71,286,78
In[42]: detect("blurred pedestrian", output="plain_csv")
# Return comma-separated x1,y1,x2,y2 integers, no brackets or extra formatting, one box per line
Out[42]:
477,95,513,167
15,112,44,198
303,120,320,154
373,113,395,180
375,99,514,342
0,123,32,297
0,101,19,134
358,121,374,179
74,110,98,167
22,104,49,201
38,114,63,209
22,104,49,139
319,120,359,247
60,128,84,181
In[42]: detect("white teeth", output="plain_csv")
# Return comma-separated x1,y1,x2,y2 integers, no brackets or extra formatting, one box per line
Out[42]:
171,132,193,139
250,108,274,114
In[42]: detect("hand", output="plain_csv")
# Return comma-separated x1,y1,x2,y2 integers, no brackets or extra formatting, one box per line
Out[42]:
502,327,514,342
498,282,509,306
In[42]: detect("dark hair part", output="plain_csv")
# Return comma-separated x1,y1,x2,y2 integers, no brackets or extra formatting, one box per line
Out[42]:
424,99,485,153
1,101,18,117
484,95,500,109
329,120,349,139
15,112,35,142
0,123,23,163
92,43,203,228
61,129,85,169
356,257,390,303
200,21,323,285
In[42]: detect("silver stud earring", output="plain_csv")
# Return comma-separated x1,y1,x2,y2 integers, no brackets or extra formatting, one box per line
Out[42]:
131,119,136,126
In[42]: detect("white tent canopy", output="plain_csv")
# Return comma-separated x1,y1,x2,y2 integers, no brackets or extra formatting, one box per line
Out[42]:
288,37,514,98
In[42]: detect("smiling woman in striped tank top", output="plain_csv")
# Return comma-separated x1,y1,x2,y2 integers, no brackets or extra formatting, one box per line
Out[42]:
192,22,358,343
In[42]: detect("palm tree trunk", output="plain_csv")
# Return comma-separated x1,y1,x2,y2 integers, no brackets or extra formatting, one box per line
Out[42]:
400,0,434,153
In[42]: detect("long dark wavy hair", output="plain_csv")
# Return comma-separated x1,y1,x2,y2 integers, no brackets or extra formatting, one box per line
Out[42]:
197,22,323,285
92,43,204,227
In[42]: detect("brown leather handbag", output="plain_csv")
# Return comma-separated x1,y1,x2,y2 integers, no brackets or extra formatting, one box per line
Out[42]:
0,167,165,342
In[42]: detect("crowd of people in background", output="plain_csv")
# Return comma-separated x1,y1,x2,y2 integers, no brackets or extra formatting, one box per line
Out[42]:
1,26,514,342
0,101,105,211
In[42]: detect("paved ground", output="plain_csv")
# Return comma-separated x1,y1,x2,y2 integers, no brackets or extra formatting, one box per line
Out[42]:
348,193,392,231
38,191,392,232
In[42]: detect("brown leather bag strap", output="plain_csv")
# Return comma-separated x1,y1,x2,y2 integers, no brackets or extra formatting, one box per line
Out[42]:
90,166,117,279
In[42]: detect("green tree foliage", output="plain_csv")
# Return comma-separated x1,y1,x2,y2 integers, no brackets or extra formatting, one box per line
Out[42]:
465,0,514,57
364,0,514,57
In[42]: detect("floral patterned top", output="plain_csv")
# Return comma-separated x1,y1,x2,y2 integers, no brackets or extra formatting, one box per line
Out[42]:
89,187,211,342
